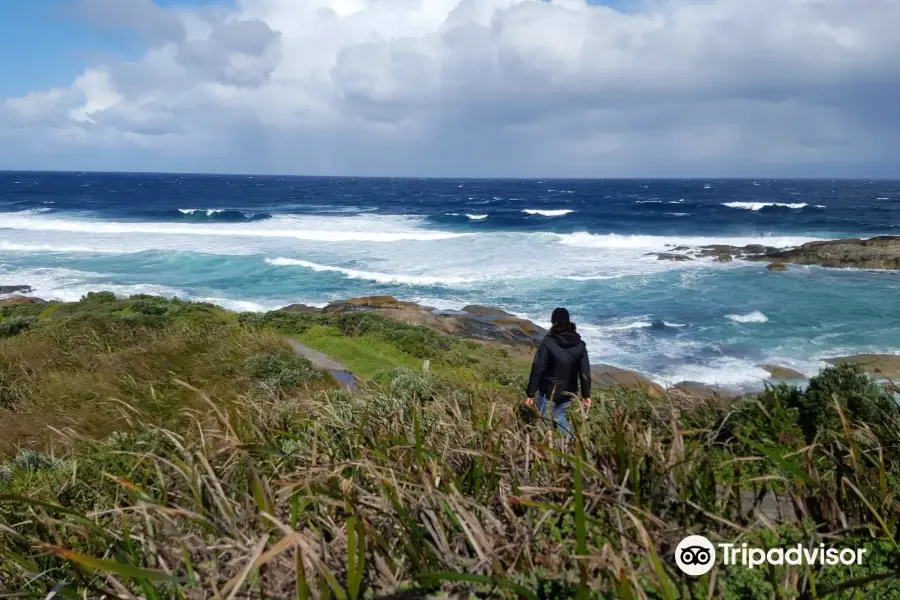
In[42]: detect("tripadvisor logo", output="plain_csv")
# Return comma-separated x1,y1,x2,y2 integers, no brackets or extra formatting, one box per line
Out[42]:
675,535,868,576
675,536,716,576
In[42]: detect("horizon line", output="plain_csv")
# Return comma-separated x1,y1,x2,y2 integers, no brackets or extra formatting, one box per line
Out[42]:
1,169,899,182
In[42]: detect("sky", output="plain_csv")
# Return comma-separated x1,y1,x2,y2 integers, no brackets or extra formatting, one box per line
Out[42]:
1,0,899,178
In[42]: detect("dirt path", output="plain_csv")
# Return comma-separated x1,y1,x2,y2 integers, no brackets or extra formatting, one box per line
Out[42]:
283,337,358,390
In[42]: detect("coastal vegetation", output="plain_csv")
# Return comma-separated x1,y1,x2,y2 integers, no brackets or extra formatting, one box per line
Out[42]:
1,294,900,598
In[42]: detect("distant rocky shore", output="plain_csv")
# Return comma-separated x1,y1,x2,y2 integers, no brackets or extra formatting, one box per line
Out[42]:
648,234,900,271
4,259,899,398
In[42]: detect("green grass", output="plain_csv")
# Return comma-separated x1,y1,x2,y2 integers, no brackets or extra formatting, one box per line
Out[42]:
298,325,422,378
2,294,900,599
0,294,328,456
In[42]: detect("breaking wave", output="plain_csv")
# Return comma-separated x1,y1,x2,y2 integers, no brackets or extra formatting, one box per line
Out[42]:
558,232,820,250
523,209,574,217
723,202,810,211
0,214,468,243
727,311,770,324
170,209,273,222
265,258,482,286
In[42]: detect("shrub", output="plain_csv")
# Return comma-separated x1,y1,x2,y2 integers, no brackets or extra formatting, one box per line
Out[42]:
244,350,324,392
0,315,37,338
0,303,46,319
80,291,117,304
389,367,435,401
12,449,63,472
131,299,169,316
238,311,322,334
800,363,897,443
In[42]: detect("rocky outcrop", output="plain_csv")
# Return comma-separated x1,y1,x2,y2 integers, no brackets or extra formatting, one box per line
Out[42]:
767,261,788,271
0,285,32,295
824,354,900,378
646,253,692,262
591,365,666,398
670,381,741,400
761,364,806,380
751,236,900,270
278,303,323,314
461,305,514,317
322,296,546,346
714,255,733,263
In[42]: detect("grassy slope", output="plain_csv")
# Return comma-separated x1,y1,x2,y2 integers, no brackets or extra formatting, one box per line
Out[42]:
2,295,900,599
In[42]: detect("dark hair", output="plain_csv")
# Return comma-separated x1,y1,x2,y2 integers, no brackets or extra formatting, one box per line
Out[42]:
550,308,576,335
550,321,577,335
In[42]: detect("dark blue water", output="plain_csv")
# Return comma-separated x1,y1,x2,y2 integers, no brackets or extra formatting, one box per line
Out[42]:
2,171,899,387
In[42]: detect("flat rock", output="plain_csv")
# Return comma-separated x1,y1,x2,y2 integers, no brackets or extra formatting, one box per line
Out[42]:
752,236,900,270
323,296,546,346
0,285,32,295
670,381,741,400
647,253,693,262
824,354,900,378
697,244,780,258
761,364,806,380
277,303,322,314
461,305,514,317
591,365,666,398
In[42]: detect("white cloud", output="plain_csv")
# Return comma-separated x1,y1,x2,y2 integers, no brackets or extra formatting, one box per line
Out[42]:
3,0,900,176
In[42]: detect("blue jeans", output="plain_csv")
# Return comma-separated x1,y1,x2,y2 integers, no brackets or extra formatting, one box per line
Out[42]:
536,395,572,437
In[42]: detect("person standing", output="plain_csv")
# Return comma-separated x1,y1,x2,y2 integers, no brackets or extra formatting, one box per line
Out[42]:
525,308,592,437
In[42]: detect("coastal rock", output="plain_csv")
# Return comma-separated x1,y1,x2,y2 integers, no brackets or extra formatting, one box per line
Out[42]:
761,364,806,380
697,245,743,258
715,255,734,263
461,305,514,317
753,236,900,270
647,253,693,262
0,285,32,295
323,296,546,346
324,296,424,312
0,296,45,305
824,354,900,378
277,303,322,314
591,365,666,398
767,261,788,271
670,381,741,400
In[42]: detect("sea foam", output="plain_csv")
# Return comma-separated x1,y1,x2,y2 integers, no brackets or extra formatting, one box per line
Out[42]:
0,213,467,243
723,202,809,211
727,311,770,324
522,209,574,217
265,258,481,286
558,232,821,250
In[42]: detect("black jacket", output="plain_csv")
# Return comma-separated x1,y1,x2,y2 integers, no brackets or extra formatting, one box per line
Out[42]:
526,331,591,401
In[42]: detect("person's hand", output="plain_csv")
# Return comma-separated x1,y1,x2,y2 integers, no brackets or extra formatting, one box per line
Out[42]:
583,397,592,410
524,397,535,408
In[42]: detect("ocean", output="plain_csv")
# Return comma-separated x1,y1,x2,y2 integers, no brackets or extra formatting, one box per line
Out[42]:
2,172,899,388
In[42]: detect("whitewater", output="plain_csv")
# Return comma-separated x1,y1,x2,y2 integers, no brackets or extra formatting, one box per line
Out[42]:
2,173,899,389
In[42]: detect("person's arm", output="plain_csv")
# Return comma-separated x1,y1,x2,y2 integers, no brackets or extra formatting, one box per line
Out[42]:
526,341,549,400
579,345,592,402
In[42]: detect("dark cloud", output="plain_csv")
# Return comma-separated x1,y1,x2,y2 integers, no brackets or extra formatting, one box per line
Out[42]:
4,0,900,177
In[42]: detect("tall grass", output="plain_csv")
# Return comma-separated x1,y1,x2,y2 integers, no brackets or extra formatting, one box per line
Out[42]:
1,296,899,598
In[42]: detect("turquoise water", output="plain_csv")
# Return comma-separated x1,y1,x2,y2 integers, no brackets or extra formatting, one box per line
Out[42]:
2,172,899,388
